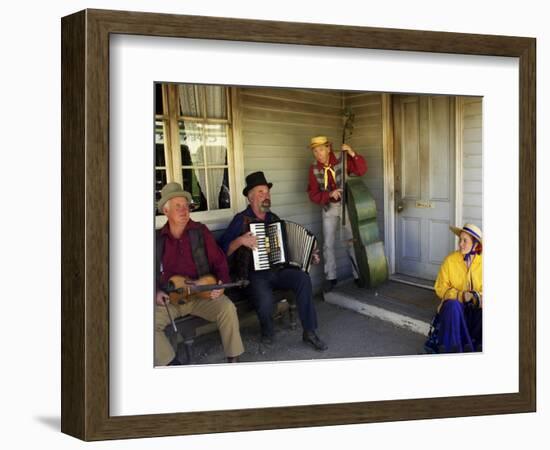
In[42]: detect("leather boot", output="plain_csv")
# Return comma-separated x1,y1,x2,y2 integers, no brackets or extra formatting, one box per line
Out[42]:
303,331,328,351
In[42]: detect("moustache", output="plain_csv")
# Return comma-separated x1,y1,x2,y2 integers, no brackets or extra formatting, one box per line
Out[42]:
260,199,271,211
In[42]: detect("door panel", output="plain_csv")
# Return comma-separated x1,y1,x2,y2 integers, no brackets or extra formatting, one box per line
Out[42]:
402,100,420,200
429,96,451,201
428,219,452,264
402,217,421,260
393,95,455,281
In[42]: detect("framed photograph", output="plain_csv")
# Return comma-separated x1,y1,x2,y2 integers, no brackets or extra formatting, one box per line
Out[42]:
61,9,536,441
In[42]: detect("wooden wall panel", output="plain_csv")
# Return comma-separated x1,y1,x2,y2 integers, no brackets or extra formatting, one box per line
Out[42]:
462,98,483,228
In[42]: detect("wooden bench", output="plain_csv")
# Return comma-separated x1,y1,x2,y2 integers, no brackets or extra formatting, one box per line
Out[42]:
164,289,296,364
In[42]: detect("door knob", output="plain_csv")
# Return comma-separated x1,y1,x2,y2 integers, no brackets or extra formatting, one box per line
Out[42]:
396,203,404,213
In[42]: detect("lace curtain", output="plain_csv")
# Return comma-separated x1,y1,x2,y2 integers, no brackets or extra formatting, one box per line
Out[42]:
178,85,229,210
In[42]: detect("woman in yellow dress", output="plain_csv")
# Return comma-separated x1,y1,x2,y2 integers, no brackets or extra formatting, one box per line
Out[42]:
425,224,483,353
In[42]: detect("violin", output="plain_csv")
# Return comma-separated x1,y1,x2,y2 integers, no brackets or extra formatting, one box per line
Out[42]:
164,274,249,305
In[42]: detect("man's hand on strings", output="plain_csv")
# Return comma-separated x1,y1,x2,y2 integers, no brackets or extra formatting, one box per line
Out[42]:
329,188,343,201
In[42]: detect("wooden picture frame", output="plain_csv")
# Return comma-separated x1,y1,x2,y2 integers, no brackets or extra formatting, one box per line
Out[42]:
61,9,536,441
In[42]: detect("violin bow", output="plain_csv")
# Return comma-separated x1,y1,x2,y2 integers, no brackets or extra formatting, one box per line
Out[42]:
163,299,178,333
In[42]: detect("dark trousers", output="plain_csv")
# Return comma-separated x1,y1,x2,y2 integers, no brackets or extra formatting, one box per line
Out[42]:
246,267,318,337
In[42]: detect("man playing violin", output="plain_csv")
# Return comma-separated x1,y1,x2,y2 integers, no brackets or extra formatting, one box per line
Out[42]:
307,136,367,292
219,171,328,351
155,182,244,365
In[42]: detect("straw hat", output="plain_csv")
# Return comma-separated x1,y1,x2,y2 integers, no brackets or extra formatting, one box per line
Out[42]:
450,223,483,243
157,182,193,213
309,135,331,149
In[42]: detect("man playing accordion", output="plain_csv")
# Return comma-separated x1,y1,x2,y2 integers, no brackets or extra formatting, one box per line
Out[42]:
219,171,328,351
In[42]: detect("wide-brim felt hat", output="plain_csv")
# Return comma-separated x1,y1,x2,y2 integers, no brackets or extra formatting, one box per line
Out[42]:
157,182,193,213
450,223,483,244
309,135,331,149
242,171,273,196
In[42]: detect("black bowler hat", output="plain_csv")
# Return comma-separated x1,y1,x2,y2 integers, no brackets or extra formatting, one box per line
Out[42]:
242,171,273,196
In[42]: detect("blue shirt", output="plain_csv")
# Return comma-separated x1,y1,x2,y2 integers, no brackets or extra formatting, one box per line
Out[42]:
218,206,280,254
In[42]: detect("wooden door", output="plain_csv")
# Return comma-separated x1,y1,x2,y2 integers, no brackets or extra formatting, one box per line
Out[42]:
393,95,456,281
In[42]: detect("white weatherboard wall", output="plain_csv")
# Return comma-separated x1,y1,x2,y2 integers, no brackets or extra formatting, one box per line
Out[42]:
239,86,351,288
462,97,483,228
239,87,386,288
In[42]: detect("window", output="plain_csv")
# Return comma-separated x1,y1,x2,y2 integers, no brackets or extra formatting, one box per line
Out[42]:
155,83,237,221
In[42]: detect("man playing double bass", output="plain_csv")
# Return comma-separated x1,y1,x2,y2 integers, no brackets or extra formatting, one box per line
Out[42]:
306,135,368,292
154,182,244,365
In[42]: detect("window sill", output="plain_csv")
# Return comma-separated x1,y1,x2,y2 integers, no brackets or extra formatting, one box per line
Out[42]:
155,211,235,232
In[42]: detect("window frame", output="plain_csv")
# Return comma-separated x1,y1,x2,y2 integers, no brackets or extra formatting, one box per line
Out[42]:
154,83,244,229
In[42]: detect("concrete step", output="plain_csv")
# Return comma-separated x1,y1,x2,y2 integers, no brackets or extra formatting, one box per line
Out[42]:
323,279,439,336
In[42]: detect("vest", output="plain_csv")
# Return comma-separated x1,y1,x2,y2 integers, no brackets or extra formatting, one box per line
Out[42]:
155,226,210,289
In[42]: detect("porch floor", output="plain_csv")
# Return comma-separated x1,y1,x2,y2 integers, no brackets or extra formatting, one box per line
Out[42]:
168,278,438,366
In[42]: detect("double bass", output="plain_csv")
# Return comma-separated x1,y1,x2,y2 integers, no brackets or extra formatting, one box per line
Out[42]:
341,108,389,288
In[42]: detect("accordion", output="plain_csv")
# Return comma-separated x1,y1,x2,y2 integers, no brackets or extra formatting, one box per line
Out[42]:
249,220,317,272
